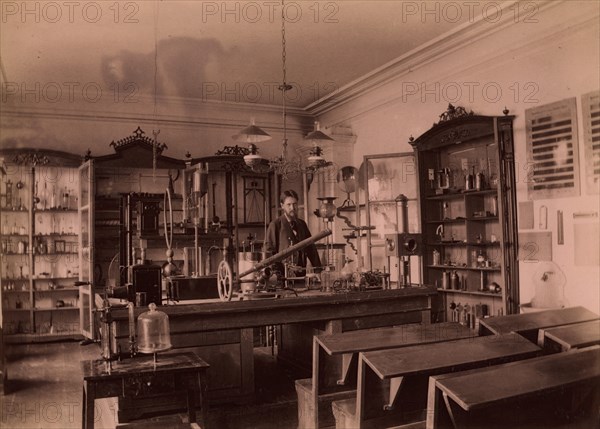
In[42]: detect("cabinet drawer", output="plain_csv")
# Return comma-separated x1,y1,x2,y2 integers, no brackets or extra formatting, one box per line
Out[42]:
123,373,176,397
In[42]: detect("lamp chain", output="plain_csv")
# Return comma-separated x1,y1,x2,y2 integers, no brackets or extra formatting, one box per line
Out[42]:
279,0,291,162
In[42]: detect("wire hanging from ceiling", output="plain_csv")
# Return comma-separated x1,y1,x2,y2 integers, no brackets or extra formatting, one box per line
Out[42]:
152,0,160,182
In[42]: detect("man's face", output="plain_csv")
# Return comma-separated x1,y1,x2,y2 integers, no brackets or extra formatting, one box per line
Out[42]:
281,196,298,220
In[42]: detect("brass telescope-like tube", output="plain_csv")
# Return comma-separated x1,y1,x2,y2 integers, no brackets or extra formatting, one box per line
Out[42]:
238,229,332,279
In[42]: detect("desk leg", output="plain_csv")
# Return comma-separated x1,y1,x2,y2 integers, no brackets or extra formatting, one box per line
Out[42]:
197,371,208,429
426,378,443,429
311,338,320,429
82,384,86,429
83,381,95,429
187,388,197,424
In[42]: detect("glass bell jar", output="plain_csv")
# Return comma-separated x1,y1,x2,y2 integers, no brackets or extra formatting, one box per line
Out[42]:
137,303,172,355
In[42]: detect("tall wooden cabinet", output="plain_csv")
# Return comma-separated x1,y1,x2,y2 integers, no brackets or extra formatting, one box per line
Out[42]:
1,149,83,342
410,105,519,325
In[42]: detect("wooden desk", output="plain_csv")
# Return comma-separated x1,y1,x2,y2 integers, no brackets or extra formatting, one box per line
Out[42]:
352,332,540,428
307,322,474,428
478,306,599,343
426,346,600,429
111,288,434,403
539,320,600,352
81,352,209,429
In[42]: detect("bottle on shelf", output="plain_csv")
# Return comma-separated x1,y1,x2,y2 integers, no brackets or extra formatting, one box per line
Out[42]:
42,182,48,210
6,180,13,209
450,270,459,290
475,170,485,190
465,167,474,191
62,186,69,210
50,186,56,209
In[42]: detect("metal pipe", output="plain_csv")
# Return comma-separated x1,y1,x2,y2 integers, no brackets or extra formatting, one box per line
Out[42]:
238,229,331,278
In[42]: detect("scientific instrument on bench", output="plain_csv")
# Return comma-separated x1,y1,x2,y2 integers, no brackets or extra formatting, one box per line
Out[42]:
384,194,422,287
216,229,332,301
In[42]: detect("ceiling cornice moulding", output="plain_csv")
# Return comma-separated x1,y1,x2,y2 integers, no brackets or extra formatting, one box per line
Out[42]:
304,0,572,116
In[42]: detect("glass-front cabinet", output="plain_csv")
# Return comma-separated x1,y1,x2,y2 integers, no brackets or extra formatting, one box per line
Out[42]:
410,105,519,327
78,159,94,339
1,149,83,342
363,153,420,284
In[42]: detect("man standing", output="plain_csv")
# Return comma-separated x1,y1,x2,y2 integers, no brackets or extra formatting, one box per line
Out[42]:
265,190,322,278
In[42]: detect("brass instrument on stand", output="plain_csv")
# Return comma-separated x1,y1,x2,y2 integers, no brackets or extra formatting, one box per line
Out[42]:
216,229,332,301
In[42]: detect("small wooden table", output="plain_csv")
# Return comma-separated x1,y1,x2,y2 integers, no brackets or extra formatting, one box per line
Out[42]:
478,306,599,343
426,346,600,429
307,322,474,428
539,319,600,352
81,352,209,429
353,332,540,428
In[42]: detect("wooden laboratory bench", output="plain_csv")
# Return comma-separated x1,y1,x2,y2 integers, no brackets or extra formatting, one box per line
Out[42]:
110,287,435,406
349,332,540,428
539,319,600,352
300,322,475,428
478,306,599,343
426,346,600,429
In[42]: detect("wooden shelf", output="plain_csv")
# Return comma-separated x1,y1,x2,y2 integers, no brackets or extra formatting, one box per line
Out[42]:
0,208,28,213
34,208,78,213
427,265,502,272
436,288,503,298
426,189,497,200
427,218,467,224
468,216,499,222
4,332,82,343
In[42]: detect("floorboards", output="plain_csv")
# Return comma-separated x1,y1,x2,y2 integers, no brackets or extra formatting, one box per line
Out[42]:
1,342,306,429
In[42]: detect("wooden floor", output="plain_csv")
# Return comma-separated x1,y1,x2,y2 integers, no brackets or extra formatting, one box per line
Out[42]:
1,341,307,429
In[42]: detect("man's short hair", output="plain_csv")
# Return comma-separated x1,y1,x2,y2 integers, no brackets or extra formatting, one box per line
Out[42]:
279,189,299,204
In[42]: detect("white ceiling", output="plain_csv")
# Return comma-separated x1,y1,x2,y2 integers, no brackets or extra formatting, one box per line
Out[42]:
1,0,499,108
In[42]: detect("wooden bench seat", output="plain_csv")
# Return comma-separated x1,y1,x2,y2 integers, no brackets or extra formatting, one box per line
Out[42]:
303,322,474,428
539,319,600,352
478,306,599,343
426,345,600,429
337,332,540,428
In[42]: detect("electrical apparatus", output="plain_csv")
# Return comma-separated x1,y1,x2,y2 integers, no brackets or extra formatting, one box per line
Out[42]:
384,194,422,287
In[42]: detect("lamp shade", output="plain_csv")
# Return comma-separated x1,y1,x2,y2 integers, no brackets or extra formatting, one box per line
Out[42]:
233,119,272,144
305,121,334,142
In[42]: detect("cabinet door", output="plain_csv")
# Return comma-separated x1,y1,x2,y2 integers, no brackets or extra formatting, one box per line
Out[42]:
363,153,419,275
78,160,95,339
